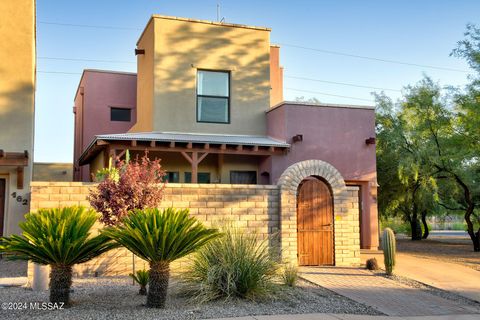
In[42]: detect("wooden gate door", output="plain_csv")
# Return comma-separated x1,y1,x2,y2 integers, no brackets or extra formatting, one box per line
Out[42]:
297,177,334,266
0,179,5,237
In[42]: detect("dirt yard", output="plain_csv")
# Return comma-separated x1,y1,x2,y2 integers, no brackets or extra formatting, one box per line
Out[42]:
396,237,480,271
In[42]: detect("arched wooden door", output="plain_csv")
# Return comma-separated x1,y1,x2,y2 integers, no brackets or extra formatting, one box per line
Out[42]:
297,177,334,266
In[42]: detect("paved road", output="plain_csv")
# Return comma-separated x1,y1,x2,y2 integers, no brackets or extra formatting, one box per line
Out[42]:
299,267,479,317
361,251,480,303
429,230,469,237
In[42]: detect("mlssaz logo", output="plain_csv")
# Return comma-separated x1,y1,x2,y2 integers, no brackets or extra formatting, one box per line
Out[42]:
30,302,65,310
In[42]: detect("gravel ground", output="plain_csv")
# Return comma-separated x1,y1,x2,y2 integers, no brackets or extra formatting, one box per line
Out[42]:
372,270,480,312
0,276,381,320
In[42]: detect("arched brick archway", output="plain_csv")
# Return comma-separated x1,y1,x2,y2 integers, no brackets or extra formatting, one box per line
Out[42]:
277,160,361,266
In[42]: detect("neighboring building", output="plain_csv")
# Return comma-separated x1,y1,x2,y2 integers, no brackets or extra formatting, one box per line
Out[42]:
73,70,137,181
75,15,379,258
0,0,36,236
33,163,73,182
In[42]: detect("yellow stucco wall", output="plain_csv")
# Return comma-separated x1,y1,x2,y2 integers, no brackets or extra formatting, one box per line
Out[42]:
90,151,260,184
0,0,36,235
89,152,105,181
130,19,154,132
33,163,73,182
131,15,271,135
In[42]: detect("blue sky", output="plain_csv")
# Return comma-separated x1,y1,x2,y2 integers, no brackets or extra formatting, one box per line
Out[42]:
35,0,479,162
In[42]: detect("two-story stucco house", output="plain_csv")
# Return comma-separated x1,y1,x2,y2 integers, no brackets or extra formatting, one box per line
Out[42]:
0,0,36,237
75,15,379,264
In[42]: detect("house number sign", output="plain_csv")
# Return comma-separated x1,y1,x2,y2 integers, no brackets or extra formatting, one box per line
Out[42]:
11,192,28,205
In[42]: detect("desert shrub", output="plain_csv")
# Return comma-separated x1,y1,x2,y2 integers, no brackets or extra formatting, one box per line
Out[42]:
380,218,411,235
282,264,298,287
184,228,279,302
89,151,166,226
130,269,149,295
365,258,379,270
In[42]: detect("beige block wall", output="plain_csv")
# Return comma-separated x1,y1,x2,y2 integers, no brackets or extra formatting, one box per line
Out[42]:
28,182,280,278
132,15,271,135
0,0,36,236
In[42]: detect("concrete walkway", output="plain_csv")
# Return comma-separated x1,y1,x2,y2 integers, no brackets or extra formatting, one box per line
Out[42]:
209,314,480,320
299,267,479,317
361,250,480,303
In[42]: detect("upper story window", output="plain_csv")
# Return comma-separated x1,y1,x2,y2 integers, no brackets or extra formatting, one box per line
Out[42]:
110,107,131,122
197,70,229,123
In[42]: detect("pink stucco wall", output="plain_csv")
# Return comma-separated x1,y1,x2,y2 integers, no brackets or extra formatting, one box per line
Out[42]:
73,70,137,181
266,102,379,249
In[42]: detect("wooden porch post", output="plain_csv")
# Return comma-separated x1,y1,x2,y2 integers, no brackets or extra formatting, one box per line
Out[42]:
191,152,198,183
181,151,209,184
218,154,224,183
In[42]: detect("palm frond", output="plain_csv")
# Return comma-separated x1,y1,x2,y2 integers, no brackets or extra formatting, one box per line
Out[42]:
102,208,220,263
1,207,117,266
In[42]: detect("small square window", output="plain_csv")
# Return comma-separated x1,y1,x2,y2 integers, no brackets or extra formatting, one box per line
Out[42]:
111,107,131,122
184,172,211,184
197,70,229,123
165,172,179,183
230,171,257,184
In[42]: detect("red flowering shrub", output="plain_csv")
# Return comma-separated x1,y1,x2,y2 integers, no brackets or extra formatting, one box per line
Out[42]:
89,151,166,226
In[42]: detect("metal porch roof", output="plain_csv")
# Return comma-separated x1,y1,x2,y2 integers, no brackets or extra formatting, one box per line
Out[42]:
94,131,290,147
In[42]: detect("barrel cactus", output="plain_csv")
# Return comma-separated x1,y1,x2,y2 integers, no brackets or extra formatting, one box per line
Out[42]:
382,228,396,275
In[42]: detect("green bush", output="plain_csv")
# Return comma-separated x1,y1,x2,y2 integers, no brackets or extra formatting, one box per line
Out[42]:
130,269,149,295
450,222,467,231
282,264,298,287
380,218,411,235
184,228,279,302
0,207,116,305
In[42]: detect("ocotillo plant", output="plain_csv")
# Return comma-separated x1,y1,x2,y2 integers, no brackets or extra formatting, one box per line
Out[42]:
382,227,396,275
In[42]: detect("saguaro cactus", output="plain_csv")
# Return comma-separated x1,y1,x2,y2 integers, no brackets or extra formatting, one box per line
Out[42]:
382,227,396,275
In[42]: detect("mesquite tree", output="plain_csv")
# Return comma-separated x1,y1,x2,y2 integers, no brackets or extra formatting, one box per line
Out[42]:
376,90,438,240
376,24,480,250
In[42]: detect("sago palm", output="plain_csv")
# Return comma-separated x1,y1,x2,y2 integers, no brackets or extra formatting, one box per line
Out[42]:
0,207,116,305
103,208,220,308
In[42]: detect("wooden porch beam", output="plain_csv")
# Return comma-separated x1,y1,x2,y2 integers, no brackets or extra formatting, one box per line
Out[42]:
180,151,193,164
150,140,156,147
131,140,137,147
106,143,287,156
180,151,209,184
170,141,175,148
198,152,209,163
16,166,24,189
116,149,126,159
97,140,109,146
